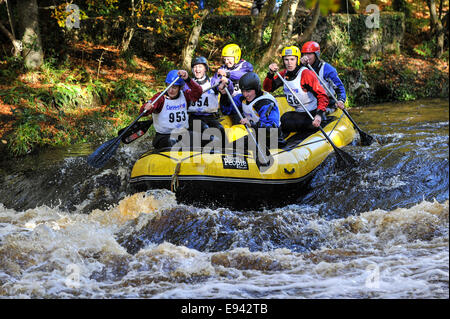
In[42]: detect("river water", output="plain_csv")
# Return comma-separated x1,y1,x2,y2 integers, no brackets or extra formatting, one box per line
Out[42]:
0,98,448,299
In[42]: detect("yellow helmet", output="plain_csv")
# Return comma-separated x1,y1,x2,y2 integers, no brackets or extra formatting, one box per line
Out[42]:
281,45,301,65
221,44,241,64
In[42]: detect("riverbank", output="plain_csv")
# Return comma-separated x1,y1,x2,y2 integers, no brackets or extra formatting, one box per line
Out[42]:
1,39,448,158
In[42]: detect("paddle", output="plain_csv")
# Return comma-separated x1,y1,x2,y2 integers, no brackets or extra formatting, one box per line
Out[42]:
305,64,375,146
201,81,221,93
117,119,153,144
276,71,357,168
224,87,270,165
87,76,181,168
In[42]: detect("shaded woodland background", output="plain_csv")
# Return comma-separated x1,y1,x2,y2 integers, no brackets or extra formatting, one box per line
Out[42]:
0,0,448,157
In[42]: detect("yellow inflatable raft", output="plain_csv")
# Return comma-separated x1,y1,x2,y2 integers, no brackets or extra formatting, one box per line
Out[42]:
130,97,356,208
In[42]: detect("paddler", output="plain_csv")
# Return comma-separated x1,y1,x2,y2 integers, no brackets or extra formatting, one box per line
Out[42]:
299,41,347,113
140,69,202,149
263,45,329,135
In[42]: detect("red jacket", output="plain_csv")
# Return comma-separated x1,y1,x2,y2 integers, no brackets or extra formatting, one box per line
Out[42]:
263,68,329,112
139,77,202,114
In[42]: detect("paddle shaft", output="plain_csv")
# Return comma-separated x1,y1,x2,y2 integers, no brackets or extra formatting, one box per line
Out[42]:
224,87,269,164
276,71,346,155
201,81,221,93
305,64,369,137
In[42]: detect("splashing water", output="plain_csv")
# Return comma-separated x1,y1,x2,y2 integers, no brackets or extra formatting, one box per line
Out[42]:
0,98,448,299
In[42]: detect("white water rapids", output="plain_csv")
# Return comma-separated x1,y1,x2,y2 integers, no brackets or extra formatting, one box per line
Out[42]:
0,190,447,299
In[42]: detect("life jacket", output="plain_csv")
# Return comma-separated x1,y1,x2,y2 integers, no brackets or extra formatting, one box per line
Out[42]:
187,77,219,114
241,92,280,126
318,62,337,97
283,67,317,112
229,60,246,96
152,92,189,134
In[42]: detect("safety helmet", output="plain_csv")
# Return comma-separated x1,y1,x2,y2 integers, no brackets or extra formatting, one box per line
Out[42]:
281,45,301,65
165,70,185,86
191,56,209,72
239,72,261,92
301,41,320,57
221,44,241,64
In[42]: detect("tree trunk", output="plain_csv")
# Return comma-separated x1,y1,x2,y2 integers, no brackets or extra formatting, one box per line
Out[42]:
284,0,301,40
181,9,210,71
251,0,276,47
338,0,356,14
120,26,135,54
120,0,137,54
16,0,43,69
426,0,444,58
0,21,21,57
292,0,320,44
258,0,292,66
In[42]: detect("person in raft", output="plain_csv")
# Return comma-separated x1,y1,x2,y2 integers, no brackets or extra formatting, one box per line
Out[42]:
211,43,254,98
187,56,232,141
140,69,202,150
263,45,329,135
300,41,347,113
218,72,281,147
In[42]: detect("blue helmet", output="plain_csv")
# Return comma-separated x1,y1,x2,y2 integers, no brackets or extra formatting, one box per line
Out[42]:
165,70,185,86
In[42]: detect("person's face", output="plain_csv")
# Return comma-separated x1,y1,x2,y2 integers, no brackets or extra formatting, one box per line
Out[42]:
242,89,256,102
304,53,316,64
223,56,235,68
283,56,298,71
167,85,181,99
193,64,207,79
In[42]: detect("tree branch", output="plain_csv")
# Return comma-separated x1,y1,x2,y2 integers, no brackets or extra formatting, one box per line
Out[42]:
0,20,14,42
291,0,320,43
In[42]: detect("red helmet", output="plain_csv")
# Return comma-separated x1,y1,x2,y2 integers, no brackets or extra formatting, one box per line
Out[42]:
301,41,320,55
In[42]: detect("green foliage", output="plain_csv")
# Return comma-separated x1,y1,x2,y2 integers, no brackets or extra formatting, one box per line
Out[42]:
9,121,42,156
413,40,435,58
325,17,353,65
154,57,177,82
305,0,339,15
112,78,151,105
53,83,84,109
86,80,109,105
0,56,25,79
262,22,274,46
86,0,120,16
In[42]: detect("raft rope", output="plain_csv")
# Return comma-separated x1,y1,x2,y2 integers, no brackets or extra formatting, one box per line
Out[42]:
171,162,182,192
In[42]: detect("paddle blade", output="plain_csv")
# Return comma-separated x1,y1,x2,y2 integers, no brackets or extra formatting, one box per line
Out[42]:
87,137,121,168
117,120,153,144
359,130,375,146
335,147,358,169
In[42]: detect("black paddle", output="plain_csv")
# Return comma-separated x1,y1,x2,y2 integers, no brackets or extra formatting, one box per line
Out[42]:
276,71,357,168
306,64,375,146
117,119,153,144
87,76,181,168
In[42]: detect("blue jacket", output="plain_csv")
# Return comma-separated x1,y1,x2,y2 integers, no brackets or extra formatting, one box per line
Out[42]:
319,62,346,103
220,92,280,128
